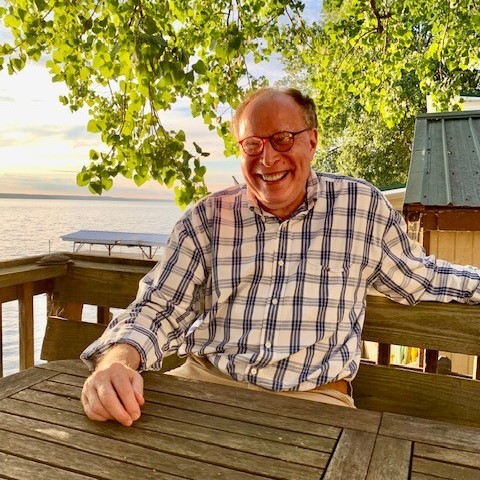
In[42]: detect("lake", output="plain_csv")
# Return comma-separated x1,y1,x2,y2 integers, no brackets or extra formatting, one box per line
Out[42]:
0,196,183,375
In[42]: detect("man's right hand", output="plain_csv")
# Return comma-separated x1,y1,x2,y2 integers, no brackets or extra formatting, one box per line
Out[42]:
81,344,144,427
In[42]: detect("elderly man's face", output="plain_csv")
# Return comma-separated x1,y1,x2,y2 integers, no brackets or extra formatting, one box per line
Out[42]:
237,93,317,220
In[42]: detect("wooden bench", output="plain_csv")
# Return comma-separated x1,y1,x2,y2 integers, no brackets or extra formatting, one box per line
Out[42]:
353,295,480,428
41,294,480,428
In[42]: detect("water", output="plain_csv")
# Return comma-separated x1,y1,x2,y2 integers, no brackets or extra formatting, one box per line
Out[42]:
0,197,183,376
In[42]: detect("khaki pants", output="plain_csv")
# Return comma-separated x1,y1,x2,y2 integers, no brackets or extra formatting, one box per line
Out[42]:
165,355,355,408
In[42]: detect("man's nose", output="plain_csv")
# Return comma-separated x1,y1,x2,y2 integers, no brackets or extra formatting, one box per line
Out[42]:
261,141,278,168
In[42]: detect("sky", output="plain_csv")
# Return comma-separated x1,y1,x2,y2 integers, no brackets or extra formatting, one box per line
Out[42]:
0,2,321,200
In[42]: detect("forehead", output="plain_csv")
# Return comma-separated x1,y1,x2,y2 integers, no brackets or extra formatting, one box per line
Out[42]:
237,93,305,139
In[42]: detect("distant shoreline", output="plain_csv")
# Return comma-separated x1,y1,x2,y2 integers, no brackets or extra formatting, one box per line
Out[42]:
0,193,174,203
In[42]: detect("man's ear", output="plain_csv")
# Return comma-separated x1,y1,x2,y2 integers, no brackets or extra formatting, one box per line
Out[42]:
309,128,318,153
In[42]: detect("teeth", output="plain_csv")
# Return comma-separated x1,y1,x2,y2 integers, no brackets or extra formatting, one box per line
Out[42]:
262,172,286,182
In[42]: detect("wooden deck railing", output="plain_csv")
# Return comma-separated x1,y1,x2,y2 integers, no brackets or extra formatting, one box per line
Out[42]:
0,253,155,377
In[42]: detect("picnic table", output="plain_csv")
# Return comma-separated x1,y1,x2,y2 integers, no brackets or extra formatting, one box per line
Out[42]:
1,359,480,479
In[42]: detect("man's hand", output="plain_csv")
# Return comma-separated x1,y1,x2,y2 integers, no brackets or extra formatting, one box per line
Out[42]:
81,344,144,426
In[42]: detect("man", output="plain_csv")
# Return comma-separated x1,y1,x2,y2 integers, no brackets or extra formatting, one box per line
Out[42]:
81,87,480,426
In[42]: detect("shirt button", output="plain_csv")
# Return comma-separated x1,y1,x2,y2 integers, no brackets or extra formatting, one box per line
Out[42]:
251,368,258,375
265,340,272,349
272,298,278,305
278,260,284,267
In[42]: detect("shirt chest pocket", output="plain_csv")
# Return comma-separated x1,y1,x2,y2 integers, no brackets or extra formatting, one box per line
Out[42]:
302,256,378,289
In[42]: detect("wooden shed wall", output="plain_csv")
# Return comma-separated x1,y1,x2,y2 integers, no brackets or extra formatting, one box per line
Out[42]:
427,231,480,376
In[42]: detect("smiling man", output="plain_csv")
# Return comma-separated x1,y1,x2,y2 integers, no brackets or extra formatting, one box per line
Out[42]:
234,89,317,220
81,87,480,426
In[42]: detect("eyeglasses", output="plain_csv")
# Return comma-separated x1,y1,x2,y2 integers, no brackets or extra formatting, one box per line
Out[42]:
239,128,310,156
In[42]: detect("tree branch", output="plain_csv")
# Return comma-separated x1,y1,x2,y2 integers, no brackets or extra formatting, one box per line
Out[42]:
369,0,391,33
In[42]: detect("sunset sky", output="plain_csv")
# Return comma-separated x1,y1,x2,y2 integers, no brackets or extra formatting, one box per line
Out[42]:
0,3,320,200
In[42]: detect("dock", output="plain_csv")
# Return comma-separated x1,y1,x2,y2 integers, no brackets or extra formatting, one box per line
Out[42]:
61,230,169,259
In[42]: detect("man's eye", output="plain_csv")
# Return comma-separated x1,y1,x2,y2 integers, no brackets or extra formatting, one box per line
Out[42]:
273,133,291,144
245,138,261,147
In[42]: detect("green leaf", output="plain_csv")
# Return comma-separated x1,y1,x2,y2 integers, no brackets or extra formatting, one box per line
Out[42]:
87,120,101,133
192,59,207,74
134,174,148,186
76,171,90,187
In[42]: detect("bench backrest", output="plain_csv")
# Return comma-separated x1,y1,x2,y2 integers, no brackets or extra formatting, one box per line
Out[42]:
40,316,185,372
353,295,480,427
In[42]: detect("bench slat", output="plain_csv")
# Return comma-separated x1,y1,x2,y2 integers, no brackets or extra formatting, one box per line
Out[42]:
353,362,480,428
364,295,480,356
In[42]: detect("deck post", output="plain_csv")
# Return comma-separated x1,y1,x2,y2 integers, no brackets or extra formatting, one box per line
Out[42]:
18,282,34,370
0,303,3,377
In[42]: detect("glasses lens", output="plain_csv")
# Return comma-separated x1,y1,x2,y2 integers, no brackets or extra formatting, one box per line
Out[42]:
242,137,263,155
271,132,294,152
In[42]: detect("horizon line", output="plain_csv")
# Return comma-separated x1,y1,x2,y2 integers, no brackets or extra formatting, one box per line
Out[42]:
0,192,175,203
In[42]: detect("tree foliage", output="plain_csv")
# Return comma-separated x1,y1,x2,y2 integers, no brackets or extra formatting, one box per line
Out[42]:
281,0,480,188
1,1,480,201
0,0,305,206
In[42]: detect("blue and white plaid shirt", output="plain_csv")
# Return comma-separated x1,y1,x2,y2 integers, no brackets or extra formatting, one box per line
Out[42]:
82,170,480,391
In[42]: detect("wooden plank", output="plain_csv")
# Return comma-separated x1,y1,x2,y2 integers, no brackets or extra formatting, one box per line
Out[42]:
32,376,342,439
0,367,58,400
0,451,94,480
412,457,480,479
424,349,438,373
141,372,382,434
11,387,334,452
97,305,111,324
0,396,331,471
52,261,150,309
17,282,34,370
0,278,52,303
0,263,67,290
0,303,3,378
40,317,107,361
380,413,480,453
415,443,480,470
377,343,391,366
366,435,411,479
0,428,185,480
353,362,480,428
363,295,480,356
322,429,376,480
36,358,91,376
48,299,84,321
410,474,448,480
0,410,317,480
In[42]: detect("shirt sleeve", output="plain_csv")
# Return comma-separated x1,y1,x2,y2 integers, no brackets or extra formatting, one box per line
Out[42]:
81,215,209,371
373,207,480,305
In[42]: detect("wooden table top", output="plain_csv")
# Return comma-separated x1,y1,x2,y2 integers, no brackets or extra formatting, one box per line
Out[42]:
1,360,480,479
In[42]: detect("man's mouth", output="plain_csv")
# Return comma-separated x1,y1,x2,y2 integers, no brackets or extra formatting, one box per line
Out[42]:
261,172,288,182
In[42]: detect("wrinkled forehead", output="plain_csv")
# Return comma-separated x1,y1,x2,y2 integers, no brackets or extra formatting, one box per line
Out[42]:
237,93,306,139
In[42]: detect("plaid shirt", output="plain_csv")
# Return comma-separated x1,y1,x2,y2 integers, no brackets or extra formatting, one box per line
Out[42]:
82,170,480,391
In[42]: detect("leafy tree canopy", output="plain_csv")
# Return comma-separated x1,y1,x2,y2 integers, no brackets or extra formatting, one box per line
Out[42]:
280,0,480,188
0,0,305,206
1,1,479,202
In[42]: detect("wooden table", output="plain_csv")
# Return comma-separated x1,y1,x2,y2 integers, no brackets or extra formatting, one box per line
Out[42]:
1,360,480,479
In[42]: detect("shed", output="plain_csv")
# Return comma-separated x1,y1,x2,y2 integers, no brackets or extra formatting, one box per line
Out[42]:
403,110,480,378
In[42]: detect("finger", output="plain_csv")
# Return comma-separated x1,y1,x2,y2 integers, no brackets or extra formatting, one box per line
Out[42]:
96,381,135,426
111,373,142,421
132,373,145,406
81,384,113,422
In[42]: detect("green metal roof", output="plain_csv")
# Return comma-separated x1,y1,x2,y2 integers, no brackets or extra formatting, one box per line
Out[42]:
404,110,480,208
